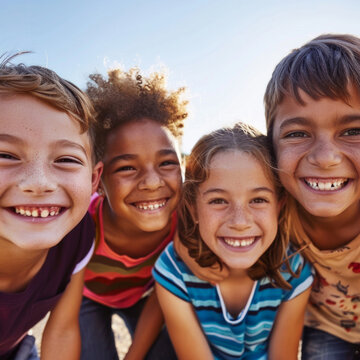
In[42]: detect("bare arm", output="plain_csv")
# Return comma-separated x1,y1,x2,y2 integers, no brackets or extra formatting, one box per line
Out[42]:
174,231,229,284
156,282,212,360
268,287,311,360
41,269,85,360
124,290,164,360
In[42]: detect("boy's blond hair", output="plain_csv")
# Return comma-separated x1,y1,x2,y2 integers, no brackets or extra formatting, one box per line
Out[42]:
0,53,96,134
264,34,360,139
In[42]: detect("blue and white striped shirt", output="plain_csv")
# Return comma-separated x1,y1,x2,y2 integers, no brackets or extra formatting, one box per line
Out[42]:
153,243,313,359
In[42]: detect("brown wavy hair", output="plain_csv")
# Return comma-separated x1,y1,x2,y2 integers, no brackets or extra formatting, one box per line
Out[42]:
264,34,360,141
179,122,297,289
86,67,188,162
0,52,95,136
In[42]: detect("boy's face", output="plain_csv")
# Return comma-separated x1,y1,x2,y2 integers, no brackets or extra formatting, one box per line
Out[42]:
272,86,360,219
100,118,182,234
0,94,101,251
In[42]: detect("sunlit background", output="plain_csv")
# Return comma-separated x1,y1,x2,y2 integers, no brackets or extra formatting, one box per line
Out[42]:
3,0,360,153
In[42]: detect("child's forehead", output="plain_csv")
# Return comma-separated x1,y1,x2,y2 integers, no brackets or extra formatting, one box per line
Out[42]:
0,94,92,153
111,118,180,148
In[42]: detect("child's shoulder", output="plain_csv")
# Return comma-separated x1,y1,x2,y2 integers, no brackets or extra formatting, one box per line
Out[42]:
276,245,314,298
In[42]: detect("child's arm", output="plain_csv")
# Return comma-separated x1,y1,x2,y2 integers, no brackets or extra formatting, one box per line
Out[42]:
41,269,85,360
268,287,311,360
124,290,164,360
174,231,229,284
155,282,213,360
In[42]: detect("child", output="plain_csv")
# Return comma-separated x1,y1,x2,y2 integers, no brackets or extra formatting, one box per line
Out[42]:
0,54,102,359
79,68,188,359
264,33,360,359
153,123,314,359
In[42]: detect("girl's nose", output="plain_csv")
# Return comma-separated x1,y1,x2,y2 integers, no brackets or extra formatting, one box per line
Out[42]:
227,205,252,230
138,169,165,191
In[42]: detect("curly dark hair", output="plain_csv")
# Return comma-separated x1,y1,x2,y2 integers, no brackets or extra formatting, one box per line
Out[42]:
86,68,188,161
179,122,297,289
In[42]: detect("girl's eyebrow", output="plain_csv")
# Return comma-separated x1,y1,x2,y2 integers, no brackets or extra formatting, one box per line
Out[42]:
109,154,136,165
202,188,225,196
251,187,274,194
202,186,274,196
109,148,178,165
338,114,360,124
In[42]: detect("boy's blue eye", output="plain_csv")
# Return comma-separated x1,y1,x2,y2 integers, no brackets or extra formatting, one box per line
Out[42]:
343,128,360,136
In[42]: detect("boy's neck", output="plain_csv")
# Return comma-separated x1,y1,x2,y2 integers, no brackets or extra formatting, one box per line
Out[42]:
299,201,360,250
102,202,172,258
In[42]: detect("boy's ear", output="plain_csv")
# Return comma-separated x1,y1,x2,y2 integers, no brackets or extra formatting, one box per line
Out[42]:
91,161,103,194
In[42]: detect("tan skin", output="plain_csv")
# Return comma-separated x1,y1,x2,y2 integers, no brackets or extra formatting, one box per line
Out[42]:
102,200,172,258
0,94,102,359
97,118,182,359
160,151,310,359
298,201,360,250
272,87,360,251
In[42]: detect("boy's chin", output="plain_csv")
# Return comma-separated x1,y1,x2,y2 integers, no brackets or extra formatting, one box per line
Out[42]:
300,202,354,220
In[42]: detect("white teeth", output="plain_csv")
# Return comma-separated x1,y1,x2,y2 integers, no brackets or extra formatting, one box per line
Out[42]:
14,207,60,218
305,178,347,191
41,209,49,218
135,200,166,211
223,237,255,247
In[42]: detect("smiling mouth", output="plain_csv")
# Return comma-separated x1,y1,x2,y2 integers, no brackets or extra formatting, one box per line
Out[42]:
221,237,258,248
303,178,349,191
12,206,62,218
132,199,167,211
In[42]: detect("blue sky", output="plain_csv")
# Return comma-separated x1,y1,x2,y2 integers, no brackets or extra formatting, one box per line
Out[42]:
2,0,360,152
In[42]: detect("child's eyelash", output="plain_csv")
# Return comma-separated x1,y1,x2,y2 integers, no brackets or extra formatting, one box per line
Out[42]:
209,198,226,205
56,157,83,165
116,166,136,172
0,153,18,160
252,198,268,204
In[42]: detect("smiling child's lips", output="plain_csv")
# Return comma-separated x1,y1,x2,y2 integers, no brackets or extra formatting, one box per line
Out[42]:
220,236,259,248
131,198,168,210
12,205,63,218
302,177,349,191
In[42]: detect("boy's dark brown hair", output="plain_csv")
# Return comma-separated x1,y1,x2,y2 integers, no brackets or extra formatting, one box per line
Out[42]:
0,53,95,135
179,122,295,289
86,68,188,162
264,34,360,139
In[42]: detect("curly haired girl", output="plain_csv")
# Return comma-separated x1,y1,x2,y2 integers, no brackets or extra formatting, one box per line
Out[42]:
80,67,188,360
